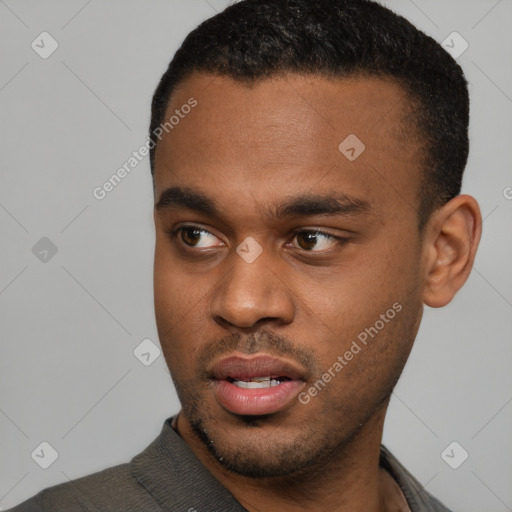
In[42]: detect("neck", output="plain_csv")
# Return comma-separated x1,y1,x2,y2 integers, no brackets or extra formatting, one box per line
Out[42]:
175,400,392,512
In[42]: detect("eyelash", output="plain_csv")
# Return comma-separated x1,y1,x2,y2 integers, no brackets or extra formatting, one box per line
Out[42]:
167,225,349,255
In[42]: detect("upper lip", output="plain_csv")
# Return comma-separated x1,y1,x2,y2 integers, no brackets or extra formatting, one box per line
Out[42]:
209,354,307,381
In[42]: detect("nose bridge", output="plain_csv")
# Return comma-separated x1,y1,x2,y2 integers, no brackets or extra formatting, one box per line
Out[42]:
210,242,294,328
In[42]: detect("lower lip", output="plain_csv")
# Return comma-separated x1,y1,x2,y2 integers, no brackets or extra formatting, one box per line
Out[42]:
213,379,305,415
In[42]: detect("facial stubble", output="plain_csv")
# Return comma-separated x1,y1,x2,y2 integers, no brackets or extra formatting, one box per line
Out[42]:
167,327,411,480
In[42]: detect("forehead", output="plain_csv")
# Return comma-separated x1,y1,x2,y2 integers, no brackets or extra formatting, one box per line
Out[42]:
154,72,423,221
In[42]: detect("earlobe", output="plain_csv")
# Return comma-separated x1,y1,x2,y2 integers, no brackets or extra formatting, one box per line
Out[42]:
422,195,482,308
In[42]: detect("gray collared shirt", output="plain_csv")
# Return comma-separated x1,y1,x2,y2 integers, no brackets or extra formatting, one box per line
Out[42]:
7,416,452,512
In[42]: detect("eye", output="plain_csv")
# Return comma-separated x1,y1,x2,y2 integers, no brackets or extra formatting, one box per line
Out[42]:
168,226,346,254
171,226,222,248
291,230,343,252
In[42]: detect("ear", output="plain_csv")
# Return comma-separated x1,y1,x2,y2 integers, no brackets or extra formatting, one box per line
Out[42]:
422,194,482,308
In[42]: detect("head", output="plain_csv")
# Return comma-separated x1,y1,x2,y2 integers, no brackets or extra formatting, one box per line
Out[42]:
150,0,481,479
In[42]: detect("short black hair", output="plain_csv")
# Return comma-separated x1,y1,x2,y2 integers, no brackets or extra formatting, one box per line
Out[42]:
149,0,469,228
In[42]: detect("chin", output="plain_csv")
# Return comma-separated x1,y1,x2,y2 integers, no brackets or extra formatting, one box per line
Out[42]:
188,411,346,479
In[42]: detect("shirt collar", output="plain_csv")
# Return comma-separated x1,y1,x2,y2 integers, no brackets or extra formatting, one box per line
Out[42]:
380,445,451,511
130,416,447,512
130,416,246,512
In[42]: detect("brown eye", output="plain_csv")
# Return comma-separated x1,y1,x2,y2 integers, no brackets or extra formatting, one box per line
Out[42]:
181,227,203,247
293,230,339,252
173,226,221,249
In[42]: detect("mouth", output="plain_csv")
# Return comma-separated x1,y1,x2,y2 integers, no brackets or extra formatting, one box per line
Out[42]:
208,355,307,416
226,376,291,389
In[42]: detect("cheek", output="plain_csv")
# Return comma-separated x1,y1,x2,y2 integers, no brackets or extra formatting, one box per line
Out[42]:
305,232,423,364
153,243,180,331
312,299,421,417
350,224,422,302
153,236,206,316
314,245,418,320
153,239,213,372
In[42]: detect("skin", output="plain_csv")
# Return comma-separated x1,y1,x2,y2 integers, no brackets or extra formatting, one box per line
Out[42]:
152,72,481,511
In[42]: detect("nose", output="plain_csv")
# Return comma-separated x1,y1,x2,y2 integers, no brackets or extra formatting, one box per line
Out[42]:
210,246,295,330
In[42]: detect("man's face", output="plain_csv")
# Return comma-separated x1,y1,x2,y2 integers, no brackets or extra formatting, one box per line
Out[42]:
153,72,428,477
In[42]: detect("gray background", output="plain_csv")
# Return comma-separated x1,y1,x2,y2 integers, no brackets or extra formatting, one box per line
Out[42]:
0,0,511,510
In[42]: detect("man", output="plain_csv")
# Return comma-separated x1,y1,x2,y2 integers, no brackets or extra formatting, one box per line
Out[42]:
8,0,481,510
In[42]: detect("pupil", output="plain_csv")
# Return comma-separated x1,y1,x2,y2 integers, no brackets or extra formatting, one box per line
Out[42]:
298,232,317,250
183,228,201,246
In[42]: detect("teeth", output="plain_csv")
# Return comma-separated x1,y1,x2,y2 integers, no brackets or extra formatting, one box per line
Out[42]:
230,377,282,389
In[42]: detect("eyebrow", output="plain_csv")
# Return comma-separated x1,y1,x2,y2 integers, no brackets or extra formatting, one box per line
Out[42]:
155,185,372,220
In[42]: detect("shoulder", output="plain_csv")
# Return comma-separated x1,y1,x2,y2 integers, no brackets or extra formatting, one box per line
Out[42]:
6,462,159,512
